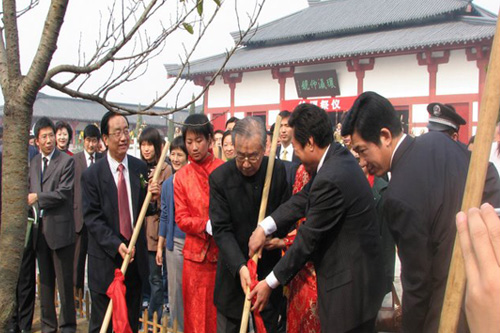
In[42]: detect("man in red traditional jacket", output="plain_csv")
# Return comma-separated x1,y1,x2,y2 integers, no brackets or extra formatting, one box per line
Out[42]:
174,114,224,333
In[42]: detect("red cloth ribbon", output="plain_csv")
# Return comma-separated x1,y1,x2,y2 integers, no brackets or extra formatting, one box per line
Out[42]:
247,259,268,333
106,269,133,333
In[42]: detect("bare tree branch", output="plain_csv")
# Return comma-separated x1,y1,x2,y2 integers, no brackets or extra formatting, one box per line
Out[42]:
45,0,265,116
21,0,70,99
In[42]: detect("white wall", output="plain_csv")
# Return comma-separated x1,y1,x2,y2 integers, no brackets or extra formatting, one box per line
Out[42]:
437,49,478,95
235,70,280,106
208,76,230,108
364,54,428,97
412,104,429,123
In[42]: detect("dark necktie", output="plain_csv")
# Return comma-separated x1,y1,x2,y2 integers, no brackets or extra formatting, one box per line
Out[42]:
117,164,132,240
41,157,48,190
90,155,94,165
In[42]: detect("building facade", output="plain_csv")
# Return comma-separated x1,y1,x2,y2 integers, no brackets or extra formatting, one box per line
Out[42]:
166,0,497,143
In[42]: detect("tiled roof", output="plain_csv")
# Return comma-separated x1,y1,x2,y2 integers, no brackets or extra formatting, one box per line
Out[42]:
234,0,471,46
166,16,496,78
0,93,194,126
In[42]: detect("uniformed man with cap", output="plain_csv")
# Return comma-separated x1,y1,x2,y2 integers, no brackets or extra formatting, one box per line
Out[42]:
427,102,465,141
427,101,500,206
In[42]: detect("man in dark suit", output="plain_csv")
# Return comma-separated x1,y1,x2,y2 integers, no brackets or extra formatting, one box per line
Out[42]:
73,125,102,292
83,112,159,333
210,117,290,332
340,92,486,332
249,104,385,332
275,111,300,165
28,117,76,332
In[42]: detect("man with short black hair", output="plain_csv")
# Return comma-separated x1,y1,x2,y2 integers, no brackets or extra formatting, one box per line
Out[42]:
341,91,478,332
225,117,239,131
28,116,76,332
73,124,102,292
249,103,385,332
83,112,159,332
276,111,300,164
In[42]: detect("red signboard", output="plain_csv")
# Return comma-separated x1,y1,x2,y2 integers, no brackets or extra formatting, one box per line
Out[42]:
280,96,357,112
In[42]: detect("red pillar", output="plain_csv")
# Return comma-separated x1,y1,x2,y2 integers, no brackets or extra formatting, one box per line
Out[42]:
222,73,243,114
346,58,375,95
271,67,295,102
416,50,450,100
466,45,491,110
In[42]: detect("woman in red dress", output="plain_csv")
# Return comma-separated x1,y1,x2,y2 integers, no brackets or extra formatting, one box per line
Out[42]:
265,164,320,332
174,114,224,333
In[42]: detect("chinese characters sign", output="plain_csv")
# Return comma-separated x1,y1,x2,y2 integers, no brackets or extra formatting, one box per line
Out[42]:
294,70,340,98
281,96,357,112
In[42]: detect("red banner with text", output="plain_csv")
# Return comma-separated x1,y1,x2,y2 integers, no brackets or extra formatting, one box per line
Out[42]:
280,96,357,112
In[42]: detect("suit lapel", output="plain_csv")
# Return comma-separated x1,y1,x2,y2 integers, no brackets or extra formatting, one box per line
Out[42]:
102,157,119,217
128,157,141,222
31,154,42,193
391,135,414,171
77,152,87,170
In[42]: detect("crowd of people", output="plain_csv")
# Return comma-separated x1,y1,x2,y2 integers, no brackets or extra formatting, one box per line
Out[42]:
4,91,500,333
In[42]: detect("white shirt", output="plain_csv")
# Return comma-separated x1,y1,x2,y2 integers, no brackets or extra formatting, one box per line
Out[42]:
280,144,294,162
489,142,500,178
262,145,331,289
387,134,407,181
107,153,134,227
84,150,96,168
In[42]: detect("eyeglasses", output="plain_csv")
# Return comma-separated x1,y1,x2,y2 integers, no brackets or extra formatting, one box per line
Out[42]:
109,128,130,138
235,153,262,164
39,133,55,141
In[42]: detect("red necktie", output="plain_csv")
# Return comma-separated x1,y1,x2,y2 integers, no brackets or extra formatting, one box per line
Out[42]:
117,164,132,240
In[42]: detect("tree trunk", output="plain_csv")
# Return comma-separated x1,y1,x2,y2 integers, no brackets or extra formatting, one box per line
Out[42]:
0,98,33,330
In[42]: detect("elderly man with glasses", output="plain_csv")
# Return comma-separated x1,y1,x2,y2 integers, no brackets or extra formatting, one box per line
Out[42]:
209,116,291,333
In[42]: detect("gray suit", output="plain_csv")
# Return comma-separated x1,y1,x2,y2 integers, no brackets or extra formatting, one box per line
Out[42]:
73,151,102,289
29,148,76,332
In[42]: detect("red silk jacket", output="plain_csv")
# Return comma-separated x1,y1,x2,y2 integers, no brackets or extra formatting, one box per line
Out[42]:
174,154,224,263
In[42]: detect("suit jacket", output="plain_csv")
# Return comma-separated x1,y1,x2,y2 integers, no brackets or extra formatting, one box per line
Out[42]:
276,144,301,164
384,132,468,332
29,149,75,250
82,154,149,294
270,143,385,332
210,157,290,319
73,151,102,233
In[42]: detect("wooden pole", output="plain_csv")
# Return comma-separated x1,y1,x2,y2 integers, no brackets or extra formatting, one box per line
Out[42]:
439,10,500,332
100,141,171,333
239,116,282,333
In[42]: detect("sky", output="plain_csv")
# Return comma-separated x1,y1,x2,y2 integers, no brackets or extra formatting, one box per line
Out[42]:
3,0,500,108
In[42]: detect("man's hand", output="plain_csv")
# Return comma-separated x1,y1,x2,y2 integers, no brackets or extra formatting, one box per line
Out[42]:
248,280,271,312
148,180,160,201
456,203,500,333
265,237,286,250
118,243,135,262
239,265,252,294
248,226,266,259
27,193,38,206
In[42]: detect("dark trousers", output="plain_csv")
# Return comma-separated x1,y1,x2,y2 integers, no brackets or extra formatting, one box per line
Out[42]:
147,251,163,320
216,289,280,333
345,317,376,333
9,230,36,332
88,260,142,333
36,230,76,333
73,225,88,290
